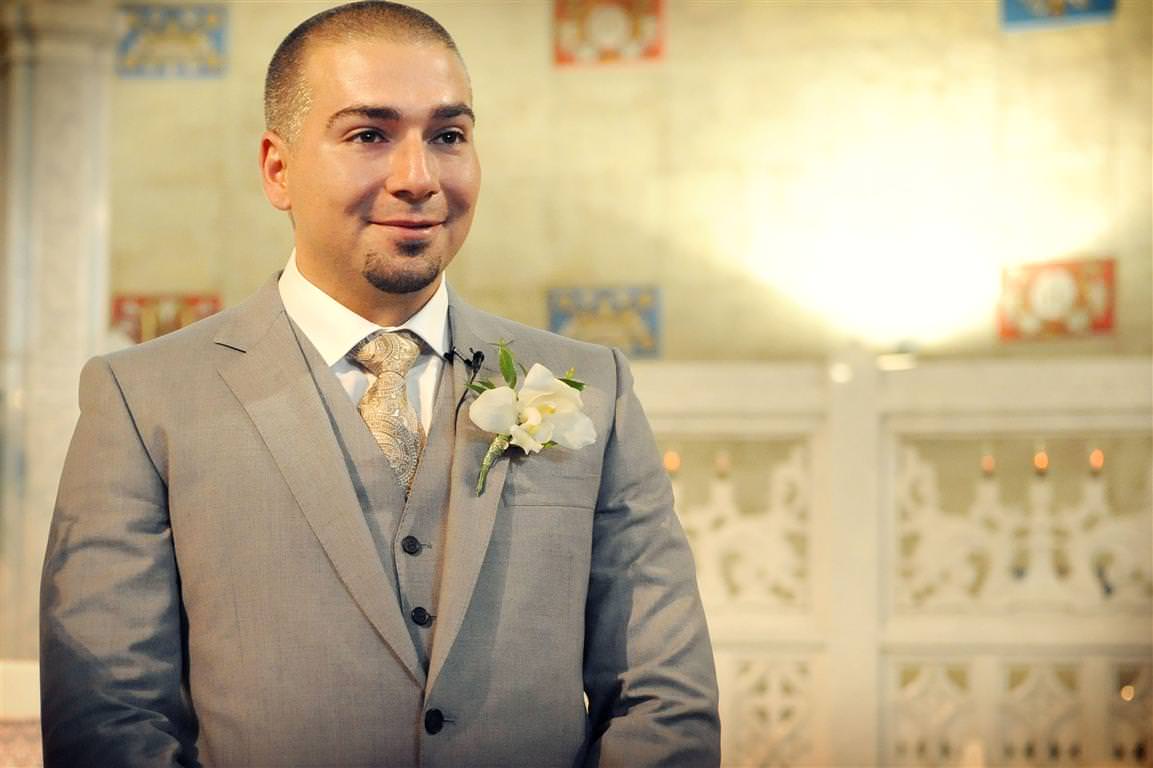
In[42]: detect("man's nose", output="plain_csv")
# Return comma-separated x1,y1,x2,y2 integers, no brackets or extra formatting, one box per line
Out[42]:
386,136,438,203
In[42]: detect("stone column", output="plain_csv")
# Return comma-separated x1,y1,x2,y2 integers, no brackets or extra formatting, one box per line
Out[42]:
824,344,882,767
0,0,114,712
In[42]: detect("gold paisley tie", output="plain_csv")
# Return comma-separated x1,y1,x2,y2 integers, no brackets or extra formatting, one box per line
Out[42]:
350,330,425,493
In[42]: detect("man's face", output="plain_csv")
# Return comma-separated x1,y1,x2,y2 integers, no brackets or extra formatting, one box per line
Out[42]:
263,36,480,311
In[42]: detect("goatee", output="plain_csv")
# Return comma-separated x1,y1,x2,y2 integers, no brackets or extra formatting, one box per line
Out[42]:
362,245,440,295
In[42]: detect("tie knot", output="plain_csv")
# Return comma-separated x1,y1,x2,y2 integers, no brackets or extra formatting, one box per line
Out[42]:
351,330,422,378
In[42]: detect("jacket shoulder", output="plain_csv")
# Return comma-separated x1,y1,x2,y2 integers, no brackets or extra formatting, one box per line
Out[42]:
99,310,227,384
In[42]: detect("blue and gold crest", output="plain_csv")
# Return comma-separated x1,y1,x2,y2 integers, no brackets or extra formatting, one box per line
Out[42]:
117,4,227,78
548,286,660,359
1002,0,1115,28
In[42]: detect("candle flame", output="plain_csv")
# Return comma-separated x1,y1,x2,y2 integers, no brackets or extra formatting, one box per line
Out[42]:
1033,450,1049,474
663,450,681,475
1089,448,1104,473
980,454,996,476
714,451,732,478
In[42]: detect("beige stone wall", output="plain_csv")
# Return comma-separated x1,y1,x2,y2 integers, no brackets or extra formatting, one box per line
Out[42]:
110,0,1152,360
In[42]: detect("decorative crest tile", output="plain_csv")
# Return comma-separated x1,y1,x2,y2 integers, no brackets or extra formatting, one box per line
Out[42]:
548,286,659,358
1001,0,1115,28
111,293,221,344
998,258,1115,341
554,0,663,65
117,4,227,78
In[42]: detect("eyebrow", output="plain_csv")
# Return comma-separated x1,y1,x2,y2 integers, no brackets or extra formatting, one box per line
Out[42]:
326,103,476,130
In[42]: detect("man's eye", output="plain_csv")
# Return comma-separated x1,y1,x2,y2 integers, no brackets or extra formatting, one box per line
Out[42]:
433,129,466,145
351,130,386,143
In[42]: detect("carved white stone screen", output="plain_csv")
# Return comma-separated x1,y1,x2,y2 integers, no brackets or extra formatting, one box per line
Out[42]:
884,656,1152,767
668,440,811,614
633,356,1152,767
658,437,821,766
885,432,1151,767
895,437,1152,613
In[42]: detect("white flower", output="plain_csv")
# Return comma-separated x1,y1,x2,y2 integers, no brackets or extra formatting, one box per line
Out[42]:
470,363,596,454
466,349,598,495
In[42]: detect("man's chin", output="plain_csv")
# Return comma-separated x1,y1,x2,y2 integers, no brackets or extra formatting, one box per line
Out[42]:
362,265,441,295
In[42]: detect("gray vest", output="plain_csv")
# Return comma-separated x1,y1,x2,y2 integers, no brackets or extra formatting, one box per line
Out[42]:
292,323,454,671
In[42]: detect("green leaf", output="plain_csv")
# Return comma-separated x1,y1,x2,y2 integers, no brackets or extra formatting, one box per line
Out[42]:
542,440,558,449
498,343,517,388
564,367,577,379
559,377,585,391
476,379,497,390
466,382,489,395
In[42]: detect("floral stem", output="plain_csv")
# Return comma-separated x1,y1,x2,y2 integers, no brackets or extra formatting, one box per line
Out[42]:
476,434,511,495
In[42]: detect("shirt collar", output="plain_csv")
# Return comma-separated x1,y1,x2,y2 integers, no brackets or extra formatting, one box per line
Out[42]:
278,251,451,366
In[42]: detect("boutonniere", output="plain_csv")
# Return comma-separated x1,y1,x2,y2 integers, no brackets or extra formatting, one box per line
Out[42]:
467,343,597,495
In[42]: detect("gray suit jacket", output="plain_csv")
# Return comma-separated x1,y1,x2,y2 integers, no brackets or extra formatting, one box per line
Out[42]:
40,277,719,767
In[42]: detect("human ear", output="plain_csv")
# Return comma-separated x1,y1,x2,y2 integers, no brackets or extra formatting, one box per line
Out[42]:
259,131,292,211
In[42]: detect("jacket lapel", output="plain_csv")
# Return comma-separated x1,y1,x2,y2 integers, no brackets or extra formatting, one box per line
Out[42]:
427,296,513,693
214,277,425,686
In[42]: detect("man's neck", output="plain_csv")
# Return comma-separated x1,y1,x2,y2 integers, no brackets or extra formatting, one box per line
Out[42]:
296,262,441,328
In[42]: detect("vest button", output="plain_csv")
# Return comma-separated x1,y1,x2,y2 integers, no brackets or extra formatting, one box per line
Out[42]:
401,535,422,555
411,606,433,627
424,708,445,735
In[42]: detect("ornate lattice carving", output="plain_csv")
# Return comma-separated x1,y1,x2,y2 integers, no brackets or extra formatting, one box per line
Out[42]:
673,444,809,611
896,442,1152,612
886,658,1153,767
889,662,977,767
1110,662,1151,765
722,657,813,768
999,664,1083,765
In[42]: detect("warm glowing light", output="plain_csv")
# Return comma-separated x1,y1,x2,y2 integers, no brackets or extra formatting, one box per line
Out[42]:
1120,684,1136,702
714,451,732,478
738,129,1109,349
741,156,1005,348
1033,450,1049,475
1089,448,1105,473
980,454,996,476
662,450,681,475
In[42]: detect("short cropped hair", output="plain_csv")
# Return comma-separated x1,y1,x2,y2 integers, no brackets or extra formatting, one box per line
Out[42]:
264,1,460,142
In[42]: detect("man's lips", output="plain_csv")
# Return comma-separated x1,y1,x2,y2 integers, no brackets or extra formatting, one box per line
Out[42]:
376,218,443,228
371,218,444,239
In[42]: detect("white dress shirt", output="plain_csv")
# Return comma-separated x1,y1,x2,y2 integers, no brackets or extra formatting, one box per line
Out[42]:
278,253,450,433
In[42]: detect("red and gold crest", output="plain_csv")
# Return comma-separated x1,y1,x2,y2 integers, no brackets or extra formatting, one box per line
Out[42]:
112,293,221,344
554,0,663,66
998,258,1115,341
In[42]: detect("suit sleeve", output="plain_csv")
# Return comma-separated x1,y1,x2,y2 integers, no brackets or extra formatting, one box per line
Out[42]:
582,349,721,767
40,356,198,767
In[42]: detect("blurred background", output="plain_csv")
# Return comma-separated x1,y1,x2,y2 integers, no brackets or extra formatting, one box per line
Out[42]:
1,0,1150,765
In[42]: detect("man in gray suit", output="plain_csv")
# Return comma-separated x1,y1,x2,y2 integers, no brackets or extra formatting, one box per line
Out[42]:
40,3,720,766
